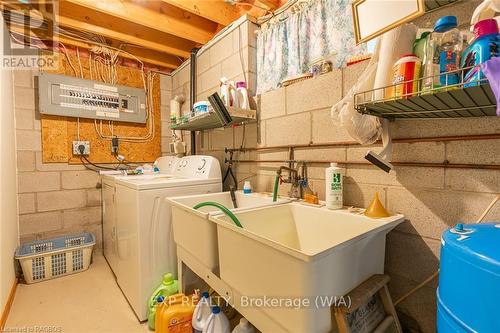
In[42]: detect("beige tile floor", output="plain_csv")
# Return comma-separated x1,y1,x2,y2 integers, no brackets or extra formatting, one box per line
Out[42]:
6,254,149,333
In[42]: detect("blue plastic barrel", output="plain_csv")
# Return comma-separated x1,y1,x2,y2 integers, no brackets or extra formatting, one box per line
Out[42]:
437,223,500,332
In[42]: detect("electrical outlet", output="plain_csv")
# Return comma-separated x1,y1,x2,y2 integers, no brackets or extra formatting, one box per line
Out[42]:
73,141,90,155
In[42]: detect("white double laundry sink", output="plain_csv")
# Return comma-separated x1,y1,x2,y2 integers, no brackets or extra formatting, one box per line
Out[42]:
169,192,404,333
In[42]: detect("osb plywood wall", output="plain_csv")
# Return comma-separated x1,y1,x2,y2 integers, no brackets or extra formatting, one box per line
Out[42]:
41,51,161,164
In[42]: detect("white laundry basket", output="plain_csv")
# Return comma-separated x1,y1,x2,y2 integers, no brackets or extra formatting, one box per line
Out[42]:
15,232,95,284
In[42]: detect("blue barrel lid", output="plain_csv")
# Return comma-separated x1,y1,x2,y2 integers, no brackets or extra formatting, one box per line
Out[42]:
442,223,500,273
434,16,458,32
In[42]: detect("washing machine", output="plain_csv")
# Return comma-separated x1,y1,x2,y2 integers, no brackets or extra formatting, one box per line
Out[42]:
110,155,221,321
101,155,178,274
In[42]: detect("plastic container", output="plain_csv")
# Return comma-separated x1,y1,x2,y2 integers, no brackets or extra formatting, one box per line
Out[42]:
461,19,500,87
156,293,197,333
193,101,210,116
413,31,431,77
325,163,343,210
192,292,212,333
391,54,422,98
437,223,500,332
202,306,230,333
235,81,249,109
243,181,252,194
423,16,459,91
147,273,179,330
15,232,95,283
232,318,255,333
220,77,231,107
437,16,462,87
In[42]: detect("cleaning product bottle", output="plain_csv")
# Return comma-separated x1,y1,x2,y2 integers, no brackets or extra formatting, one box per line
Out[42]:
235,82,249,109
220,77,231,107
422,16,459,91
202,306,230,333
243,181,252,194
192,292,212,333
231,318,255,333
325,163,343,210
436,16,462,87
156,293,197,333
461,19,500,86
147,273,179,330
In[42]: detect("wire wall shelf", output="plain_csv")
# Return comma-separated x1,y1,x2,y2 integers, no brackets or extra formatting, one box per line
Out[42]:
354,65,497,119
171,107,257,131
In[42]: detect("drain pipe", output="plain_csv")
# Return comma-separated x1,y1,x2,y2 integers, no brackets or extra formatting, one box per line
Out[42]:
190,48,199,155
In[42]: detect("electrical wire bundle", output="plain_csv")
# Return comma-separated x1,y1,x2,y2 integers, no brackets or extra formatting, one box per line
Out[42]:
5,6,161,172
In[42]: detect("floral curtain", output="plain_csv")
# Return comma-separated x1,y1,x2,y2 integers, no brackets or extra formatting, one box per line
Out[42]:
256,0,366,94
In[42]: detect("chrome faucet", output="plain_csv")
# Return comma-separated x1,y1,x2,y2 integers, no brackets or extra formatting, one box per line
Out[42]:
273,162,310,200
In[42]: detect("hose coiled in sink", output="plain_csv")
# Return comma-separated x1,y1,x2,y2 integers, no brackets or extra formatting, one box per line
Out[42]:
193,202,243,228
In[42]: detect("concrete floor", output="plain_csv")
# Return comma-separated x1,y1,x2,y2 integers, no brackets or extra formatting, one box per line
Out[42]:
5,254,148,333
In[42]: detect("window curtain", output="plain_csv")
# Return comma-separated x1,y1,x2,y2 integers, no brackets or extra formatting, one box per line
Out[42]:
256,0,366,94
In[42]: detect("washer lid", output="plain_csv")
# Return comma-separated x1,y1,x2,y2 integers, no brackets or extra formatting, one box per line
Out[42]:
115,176,221,190
442,223,500,273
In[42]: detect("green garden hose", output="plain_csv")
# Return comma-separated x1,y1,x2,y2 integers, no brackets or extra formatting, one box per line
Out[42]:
193,202,243,228
273,175,280,202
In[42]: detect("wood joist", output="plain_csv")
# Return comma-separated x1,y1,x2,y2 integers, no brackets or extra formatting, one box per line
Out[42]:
3,0,284,71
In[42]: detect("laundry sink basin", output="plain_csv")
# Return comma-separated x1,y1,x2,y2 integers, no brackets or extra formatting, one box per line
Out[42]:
209,202,404,333
168,191,290,271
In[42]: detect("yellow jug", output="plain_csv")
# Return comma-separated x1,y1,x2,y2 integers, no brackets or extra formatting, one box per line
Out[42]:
155,293,198,333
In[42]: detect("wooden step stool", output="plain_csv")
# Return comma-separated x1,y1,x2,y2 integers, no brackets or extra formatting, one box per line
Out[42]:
332,274,403,333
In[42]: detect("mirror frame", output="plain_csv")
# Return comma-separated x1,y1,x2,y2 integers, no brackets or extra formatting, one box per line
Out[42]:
352,0,425,44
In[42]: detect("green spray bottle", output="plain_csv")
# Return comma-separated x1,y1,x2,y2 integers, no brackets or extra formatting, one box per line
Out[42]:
147,273,179,330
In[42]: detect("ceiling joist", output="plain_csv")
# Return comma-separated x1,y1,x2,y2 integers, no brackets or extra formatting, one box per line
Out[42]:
64,0,218,44
161,0,243,26
58,1,195,59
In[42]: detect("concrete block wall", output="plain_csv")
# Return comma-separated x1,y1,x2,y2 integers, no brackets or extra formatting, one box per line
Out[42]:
13,68,103,249
170,3,499,332
169,18,259,177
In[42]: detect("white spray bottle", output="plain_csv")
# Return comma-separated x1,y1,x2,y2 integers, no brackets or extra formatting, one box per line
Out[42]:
325,163,343,210
220,77,231,107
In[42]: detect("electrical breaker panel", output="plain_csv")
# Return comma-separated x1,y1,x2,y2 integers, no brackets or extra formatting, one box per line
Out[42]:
37,72,147,123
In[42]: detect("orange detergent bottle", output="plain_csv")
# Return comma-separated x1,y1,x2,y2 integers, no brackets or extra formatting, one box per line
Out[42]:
155,293,199,333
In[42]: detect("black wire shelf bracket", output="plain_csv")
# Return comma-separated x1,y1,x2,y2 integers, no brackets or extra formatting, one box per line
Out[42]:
354,65,497,119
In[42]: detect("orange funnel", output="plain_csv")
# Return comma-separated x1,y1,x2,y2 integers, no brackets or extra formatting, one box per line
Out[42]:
364,192,390,218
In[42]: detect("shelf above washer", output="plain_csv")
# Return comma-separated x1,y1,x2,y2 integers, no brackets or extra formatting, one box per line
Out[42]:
171,107,257,131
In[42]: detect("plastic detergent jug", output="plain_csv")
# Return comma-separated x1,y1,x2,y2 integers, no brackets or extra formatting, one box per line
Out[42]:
192,292,212,333
235,82,249,109
202,306,230,333
156,293,197,333
231,318,255,333
461,19,500,86
147,273,179,330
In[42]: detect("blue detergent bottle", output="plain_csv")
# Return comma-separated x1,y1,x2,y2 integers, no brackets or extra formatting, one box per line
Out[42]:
461,18,500,87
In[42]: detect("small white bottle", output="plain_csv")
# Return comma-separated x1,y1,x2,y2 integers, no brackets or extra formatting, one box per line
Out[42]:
243,181,252,194
325,163,343,210
192,292,212,333
232,318,255,333
220,77,231,107
202,306,230,333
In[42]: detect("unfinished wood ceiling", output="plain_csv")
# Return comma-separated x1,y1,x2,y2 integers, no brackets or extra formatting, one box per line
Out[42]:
4,0,286,72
